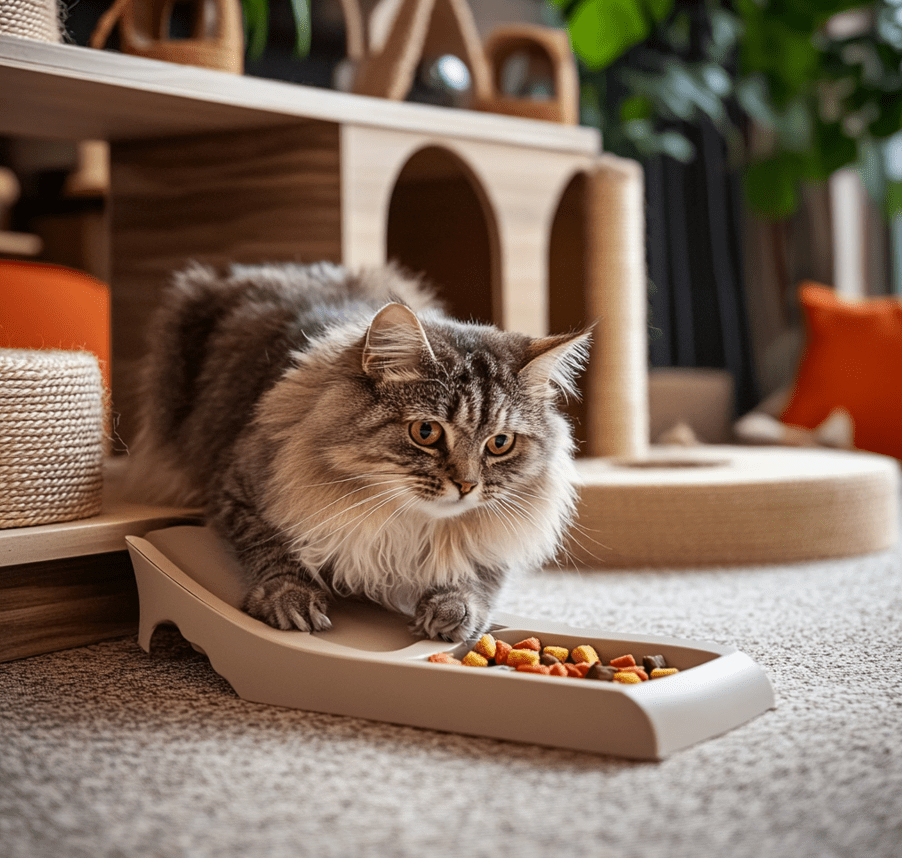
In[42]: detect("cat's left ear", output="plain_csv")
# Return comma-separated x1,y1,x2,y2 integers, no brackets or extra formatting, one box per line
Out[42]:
519,330,592,400
362,302,436,382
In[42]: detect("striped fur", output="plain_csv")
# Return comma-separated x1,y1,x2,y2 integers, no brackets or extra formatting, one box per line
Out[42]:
127,262,589,641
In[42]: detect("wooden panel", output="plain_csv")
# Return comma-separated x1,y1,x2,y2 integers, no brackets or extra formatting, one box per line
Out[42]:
0,551,139,663
109,122,342,442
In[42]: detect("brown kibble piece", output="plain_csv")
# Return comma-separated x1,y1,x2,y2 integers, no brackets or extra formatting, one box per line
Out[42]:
584,663,617,682
643,654,667,673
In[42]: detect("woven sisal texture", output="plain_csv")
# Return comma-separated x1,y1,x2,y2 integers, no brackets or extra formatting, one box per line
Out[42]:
585,155,649,459
0,0,63,41
0,349,104,528
567,445,900,567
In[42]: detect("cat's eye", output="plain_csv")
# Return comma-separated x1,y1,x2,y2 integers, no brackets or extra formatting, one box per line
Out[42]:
486,433,515,456
409,420,443,447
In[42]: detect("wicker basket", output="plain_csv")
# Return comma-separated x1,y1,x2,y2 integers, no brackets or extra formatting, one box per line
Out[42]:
0,0,63,41
0,349,105,529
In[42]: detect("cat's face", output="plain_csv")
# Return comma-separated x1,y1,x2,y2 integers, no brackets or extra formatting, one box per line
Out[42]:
339,303,590,522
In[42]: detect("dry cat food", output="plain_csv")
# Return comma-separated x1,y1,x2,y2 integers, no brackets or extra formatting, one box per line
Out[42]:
428,634,681,684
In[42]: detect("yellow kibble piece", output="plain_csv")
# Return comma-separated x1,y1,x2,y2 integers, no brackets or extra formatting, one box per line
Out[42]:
474,634,497,660
461,651,489,667
613,671,642,684
570,645,600,665
543,645,569,663
506,648,540,668
650,667,679,679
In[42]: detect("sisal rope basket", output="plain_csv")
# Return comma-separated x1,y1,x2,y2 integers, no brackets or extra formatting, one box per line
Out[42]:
1,349,105,529
0,0,63,41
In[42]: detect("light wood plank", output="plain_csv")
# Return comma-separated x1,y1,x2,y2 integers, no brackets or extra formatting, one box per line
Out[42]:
0,500,199,567
0,35,599,154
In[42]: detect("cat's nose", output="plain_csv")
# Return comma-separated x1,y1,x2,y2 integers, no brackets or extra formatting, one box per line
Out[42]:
453,480,477,497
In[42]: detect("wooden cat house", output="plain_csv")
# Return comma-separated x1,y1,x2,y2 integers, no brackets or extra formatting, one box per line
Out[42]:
0,15,897,569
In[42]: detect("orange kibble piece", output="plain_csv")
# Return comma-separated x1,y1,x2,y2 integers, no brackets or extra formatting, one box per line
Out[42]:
428,652,461,665
461,651,489,667
650,667,680,679
564,663,584,678
513,637,541,651
543,645,569,662
494,640,513,666
610,654,636,668
516,664,550,675
619,666,649,681
613,671,642,684
506,648,540,668
572,662,593,677
548,663,569,677
571,645,600,665
475,634,497,660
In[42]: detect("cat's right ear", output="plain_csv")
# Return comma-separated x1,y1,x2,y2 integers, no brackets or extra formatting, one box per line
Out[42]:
362,303,436,382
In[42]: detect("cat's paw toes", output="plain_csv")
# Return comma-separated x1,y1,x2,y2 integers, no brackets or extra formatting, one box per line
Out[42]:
242,576,332,632
410,591,486,643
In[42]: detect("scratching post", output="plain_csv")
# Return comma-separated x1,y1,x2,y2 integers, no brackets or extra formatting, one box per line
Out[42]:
0,350,105,528
585,155,649,459
0,0,63,41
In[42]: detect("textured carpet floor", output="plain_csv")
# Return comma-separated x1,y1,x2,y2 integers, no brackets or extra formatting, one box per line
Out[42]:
3,500,902,858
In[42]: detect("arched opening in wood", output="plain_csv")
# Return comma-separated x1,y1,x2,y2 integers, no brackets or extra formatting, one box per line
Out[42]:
386,146,499,326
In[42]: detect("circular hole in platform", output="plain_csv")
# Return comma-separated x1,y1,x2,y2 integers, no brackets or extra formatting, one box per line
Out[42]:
613,458,731,470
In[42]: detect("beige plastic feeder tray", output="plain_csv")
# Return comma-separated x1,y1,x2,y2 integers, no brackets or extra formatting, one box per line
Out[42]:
126,526,776,761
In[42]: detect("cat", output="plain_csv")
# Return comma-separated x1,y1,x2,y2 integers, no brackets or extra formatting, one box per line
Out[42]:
127,261,590,642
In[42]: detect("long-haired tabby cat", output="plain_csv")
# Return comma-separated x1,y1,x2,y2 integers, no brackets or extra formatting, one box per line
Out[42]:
128,261,590,642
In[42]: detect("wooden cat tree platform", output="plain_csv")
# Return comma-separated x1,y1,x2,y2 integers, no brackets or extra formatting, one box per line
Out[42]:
1,9,897,568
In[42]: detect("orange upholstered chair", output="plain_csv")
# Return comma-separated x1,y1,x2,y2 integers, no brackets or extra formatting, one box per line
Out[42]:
0,260,111,392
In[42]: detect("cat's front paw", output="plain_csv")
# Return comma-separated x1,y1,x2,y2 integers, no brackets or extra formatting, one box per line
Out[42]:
410,589,488,643
242,575,332,632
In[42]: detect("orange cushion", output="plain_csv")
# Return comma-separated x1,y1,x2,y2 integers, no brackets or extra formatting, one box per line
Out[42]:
0,260,111,392
781,282,902,458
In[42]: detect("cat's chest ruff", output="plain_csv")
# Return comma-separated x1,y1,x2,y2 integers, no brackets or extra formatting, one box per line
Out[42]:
289,506,483,614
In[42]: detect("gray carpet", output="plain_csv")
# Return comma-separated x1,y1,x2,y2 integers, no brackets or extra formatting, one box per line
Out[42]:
3,498,902,858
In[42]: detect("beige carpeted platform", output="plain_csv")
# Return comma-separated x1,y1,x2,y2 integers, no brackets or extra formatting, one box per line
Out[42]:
2,480,902,858
569,445,899,566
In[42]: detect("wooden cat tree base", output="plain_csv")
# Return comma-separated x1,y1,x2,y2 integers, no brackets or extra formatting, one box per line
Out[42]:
568,445,899,568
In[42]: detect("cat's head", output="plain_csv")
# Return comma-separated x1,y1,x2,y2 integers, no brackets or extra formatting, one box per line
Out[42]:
345,302,591,521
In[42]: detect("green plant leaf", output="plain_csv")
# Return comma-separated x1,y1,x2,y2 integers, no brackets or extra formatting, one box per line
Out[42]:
744,154,804,218
884,179,902,219
289,0,311,57
241,0,269,60
558,0,674,70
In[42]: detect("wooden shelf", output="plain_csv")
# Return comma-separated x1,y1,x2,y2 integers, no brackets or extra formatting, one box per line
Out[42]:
0,497,200,567
0,464,200,663
0,229,41,256
0,35,599,154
